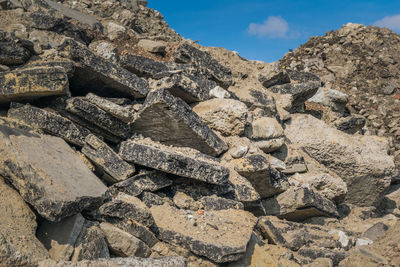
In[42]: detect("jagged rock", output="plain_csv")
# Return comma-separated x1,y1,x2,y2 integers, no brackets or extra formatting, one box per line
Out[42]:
137,39,166,54
0,125,107,222
0,176,49,266
119,139,229,185
173,43,232,87
285,69,321,83
262,186,339,221
151,204,256,263
131,89,227,156
334,115,366,134
98,193,154,228
38,256,187,267
233,154,289,198
100,222,151,258
0,30,32,65
192,98,248,136
308,87,349,113
248,117,284,140
121,54,169,78
58,39,148,98
149,72,216,103
66,97,130,139
0,66,69,103
255,138,285,153
82,134,135,184
285,114,396,206
8,103,90,146
259,69,291,88
199,195,244,211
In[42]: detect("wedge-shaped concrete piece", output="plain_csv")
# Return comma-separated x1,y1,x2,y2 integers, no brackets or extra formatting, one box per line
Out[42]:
0,66,69,103
119,139,229,185
59,39,148,98
233,154,289,198
0,125,107,222
66,97,130,139
262,186,339,221
151,204,256,263
8,104,90,146
82,134,135,184
131,89,227,156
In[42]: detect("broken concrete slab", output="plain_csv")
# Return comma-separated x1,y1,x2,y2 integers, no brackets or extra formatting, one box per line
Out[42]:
131,89,228,156
119,139,230,185
173,43,232,88
58,39,148,98
0,30,32,66
0,176,49,266
151,204,256,263
121,54,169,78
0,66,69,103
8,103,90,146
233,154,289,198
82,134,135,184
66,97,130,139
38,256,187,267
100,222,151,258
0,125,107,222
262,186,339,221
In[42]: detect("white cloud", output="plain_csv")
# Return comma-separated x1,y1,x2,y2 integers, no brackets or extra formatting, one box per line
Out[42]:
374,14,400,32
247,16,289,38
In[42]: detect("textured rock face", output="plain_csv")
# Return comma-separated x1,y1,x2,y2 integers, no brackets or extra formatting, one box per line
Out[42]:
131,89,228,156
285,114,396,206
0,176,49,267
151,204,256,263
0,125,107,222
0,66,69,103
248,117,284,140
121,54,169,78
119,139,229,185
0,30,32,66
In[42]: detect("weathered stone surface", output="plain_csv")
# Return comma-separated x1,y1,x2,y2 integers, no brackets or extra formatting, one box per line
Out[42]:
262,186,339,221
0,125,107,222
38,256,187,267
259,69,291,88
173,43,232,88
334,115,366,134
362,222,390,242
150,72,216,103
151,204,256,263
121,54,169,78
131,89,228,156
100,222,151,258
99,193,154,228
199,195,244,211
233,154,289,198
141,191,171,208
66,97,130,139
0,30,32,66
192,98,248,136
308,87,349,113
86,93,135,123
248,117,284,140
173,191,200,210
137,39,166,53
285,114,396,206
89,41,119,63
82,134,135,184
0,176,49,267
59,39,148,98
119,139,229,185
255,138,285,153
8,103,90,146
228,170,261,202
0,66,69,103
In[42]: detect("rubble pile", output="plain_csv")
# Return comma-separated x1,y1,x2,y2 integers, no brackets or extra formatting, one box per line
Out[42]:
0,0,399,266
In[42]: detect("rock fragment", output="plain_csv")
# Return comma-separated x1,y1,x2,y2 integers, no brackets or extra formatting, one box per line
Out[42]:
119,139,229,185
121,54,169,78
131,89,228,156
248,117,284,140
0,125,107,222
0,30,32,65
137,39,167,54
199,195,244,211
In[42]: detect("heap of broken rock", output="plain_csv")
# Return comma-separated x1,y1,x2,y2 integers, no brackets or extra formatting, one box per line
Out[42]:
0,0,399,266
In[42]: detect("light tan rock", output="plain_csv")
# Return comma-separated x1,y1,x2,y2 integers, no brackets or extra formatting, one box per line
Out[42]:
248,117,284,140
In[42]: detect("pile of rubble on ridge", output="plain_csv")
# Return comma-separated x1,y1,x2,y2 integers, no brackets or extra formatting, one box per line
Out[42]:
0,0,399,266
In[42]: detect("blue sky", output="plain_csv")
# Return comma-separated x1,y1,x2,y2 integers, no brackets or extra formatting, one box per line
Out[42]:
148,0,400,63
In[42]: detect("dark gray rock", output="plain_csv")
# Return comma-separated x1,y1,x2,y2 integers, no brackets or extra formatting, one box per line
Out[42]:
173,43,232,88
58,39,148,98
262,186,339,221
121,54,169,78
119,139,229,185
0,30,32,66
259,70,291,88
131,89,227,156
286,69,321,83
334,115,366,134
82,134,135,184
38,256,187,267
233,154,289,198
0,125,107,222
66,97,130,139
199,196,243,211
140,191,170,208
297,248,346,266
8,103,90,147
0,66,69,103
